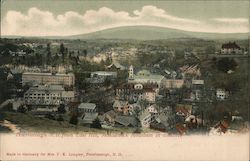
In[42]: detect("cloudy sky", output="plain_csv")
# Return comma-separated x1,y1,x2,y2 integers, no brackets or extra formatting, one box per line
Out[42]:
1,0,249,36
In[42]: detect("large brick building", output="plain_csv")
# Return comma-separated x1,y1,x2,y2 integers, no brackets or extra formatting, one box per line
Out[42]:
22,72,75,87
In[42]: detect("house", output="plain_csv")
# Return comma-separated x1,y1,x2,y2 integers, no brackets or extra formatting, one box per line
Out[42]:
146,104,158,115
143,88,156,103
212,120,230,133
127,102,141,115
216,89,229,100
78,103,97,113
185,115,203,129
192,79,204,85
113,100,130,115
161,78,184,89
139,110,152,127
179,64,201,78
10,50,26,57
175,123,187,135
78,103,98,125
189,89,202,101
103,110,117,125
175,104,192,117
79,112,98,125
150,107,174,132
7,72,14,80
24,85,75,106
89,71,117,84
114,115,138,127
106,62,126,71
221,42,241,54
115,83,159,103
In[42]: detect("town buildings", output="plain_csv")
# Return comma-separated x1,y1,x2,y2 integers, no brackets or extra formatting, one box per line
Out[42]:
216,89,229,100
88,71,117,84
128,65,164,86
220,42,242,54
161,78,185,89
78,103,97,113
115,83,158,103
78,103,98,125
24,85,75,106
22,72,75,87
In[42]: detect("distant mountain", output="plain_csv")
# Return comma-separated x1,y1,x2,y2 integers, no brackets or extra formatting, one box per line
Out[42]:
2,26,248,40
65,26,248,40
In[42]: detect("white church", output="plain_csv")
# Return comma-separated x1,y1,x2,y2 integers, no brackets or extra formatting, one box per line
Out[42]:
128,65,164,86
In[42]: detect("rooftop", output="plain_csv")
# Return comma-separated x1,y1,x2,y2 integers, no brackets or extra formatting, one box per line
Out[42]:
222,42,240,49
78,103,96,110
27,85,65,92
23,72,74,76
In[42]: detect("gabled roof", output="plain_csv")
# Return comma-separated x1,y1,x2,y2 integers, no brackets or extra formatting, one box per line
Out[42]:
113,100,128,108
222,42,240,49
175,123,186,135
115,116,137,127
104,110,117,119
80,112,98,124
107,62,126,70
78,103,96,110
175,104,192,116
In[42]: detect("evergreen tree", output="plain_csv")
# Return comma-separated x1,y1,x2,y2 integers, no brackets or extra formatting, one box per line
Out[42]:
46,43,51,64
60,43,65,61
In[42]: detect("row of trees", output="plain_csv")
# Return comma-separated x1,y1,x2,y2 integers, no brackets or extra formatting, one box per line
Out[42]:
46,43,87,65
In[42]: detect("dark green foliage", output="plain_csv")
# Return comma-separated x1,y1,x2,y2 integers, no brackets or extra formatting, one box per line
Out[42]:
57,115,64,121
69,114,78,125
90,118,102,129
2,103,14,112
58,104,66,114
60,43,65,61
17,106,27,113
45,114,56,120
216,58,238,73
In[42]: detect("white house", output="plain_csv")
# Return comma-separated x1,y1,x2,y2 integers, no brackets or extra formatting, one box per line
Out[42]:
216,89,229,100
78,103,97,113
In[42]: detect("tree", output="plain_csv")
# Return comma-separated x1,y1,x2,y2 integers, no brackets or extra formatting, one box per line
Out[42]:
91,118,102,129
45,114,55,120
46,43,51,64
205,45,216,55
2,103,14,112
57,115,64,121
83,49,87,57
17,105,27,113
58,104,66,114
60,43,65,61
69,114,78,125
216,58,238,73
133,106,142,133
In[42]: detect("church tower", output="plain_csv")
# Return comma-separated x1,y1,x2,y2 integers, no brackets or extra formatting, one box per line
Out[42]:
128,65,134,80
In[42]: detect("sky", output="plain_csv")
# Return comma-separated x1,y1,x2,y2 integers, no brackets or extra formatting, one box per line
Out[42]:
1,0,249,36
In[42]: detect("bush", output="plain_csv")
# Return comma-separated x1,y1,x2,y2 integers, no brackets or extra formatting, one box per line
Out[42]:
90,118,102,129
57,115,64,121
17,106,27,113
216,58,237,73
45,114,55,120
58,104,66,114
69,114,78,125
2,103,14,112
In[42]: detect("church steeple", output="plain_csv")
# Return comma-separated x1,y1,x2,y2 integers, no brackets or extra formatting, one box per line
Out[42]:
128,65,134,80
